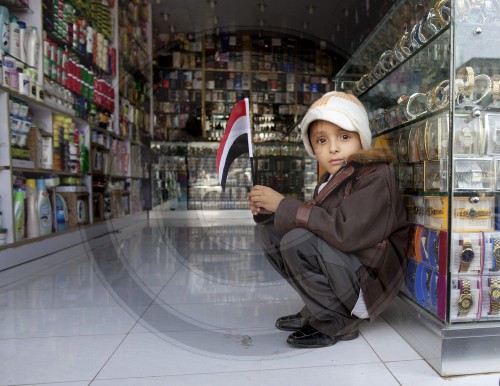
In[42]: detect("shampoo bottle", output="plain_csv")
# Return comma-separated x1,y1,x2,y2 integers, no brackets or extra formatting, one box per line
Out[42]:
25,179,40,238
25,26,39,68
0,5,9,53
36,178,52,236
55,193,67,231
13,188,25,241
8,16,19,59
18,20,25,62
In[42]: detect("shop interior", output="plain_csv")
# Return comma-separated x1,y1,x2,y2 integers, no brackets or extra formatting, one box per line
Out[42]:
0,0,499,383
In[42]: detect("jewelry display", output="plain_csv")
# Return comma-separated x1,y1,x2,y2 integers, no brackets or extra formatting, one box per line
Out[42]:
455,66,475,105
457,279,474,316
398,131,409,162
426,80,450,112
490,278,500,315
413,163,424,189
455,208,492,219
472,74,492,104
406,93,428,120
461,125,473,152
424,160,445,191
379,50,399,72
455,161,485,189
485,114,500,154
490,236,500,272
490,74,500,107
433,0,451,27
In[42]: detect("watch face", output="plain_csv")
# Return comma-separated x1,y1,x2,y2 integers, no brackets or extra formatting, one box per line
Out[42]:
491,288,500,302
461,248,475,263
494,247,500,259
460,296,473,310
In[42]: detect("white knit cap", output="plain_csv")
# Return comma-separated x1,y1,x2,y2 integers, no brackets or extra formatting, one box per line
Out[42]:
300,91,372,157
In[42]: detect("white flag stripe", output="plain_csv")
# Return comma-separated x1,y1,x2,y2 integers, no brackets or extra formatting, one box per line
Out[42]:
244,98,253,157
218,115,249,183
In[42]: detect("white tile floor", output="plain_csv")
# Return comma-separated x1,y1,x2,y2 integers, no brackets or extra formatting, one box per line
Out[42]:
0,209,499,386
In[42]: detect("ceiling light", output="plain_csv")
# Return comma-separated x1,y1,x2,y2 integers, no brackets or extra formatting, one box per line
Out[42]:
162,12,169,21
307,5,315,15
209,0,216,9
259,18,265,27
258,3,266,12
212,15,218,26
303,22,308,30
170,25,175,33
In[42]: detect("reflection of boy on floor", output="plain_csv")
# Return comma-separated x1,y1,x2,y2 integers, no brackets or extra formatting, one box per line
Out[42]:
248,92,408,348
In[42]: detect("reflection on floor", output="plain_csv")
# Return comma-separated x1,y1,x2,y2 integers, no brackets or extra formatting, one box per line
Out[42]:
0,209,498,385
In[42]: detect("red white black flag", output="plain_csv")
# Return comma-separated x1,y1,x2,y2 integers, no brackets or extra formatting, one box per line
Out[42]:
216,98,253,191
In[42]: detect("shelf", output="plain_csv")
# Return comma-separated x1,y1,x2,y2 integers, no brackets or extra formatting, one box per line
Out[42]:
0,85,87,125
0,0,32,12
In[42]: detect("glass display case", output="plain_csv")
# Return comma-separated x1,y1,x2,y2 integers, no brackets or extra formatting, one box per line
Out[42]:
336,0,500,377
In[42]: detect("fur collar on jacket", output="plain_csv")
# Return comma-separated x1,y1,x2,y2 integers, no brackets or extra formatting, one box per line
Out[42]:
319,148,394,184
346,148,394,166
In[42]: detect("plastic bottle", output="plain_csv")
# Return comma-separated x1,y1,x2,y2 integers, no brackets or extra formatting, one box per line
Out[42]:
0,5,9,53
36,178,52,236
25,26,39,68
9,16,20,59
55,193,67,231
13,188,25,242
18,20,25,62
25,179,40,238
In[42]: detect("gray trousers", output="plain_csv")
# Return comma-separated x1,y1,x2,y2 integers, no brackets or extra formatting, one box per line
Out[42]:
259,224,364,337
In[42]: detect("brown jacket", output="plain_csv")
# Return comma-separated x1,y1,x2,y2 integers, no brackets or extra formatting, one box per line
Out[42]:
261,149,409,321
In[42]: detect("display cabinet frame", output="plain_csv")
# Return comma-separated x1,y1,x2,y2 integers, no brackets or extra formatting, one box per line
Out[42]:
336,0,500,376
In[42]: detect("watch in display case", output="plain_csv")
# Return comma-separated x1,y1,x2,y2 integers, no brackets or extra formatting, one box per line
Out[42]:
454,158,494,191
484,113,500,155
398,131,409,162
490,278,500,315
455,208,492,219
460,237,475,272
491,235,500,272
458,279,474,317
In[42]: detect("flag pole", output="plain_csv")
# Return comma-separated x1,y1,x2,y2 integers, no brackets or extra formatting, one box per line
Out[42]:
244,98,256,186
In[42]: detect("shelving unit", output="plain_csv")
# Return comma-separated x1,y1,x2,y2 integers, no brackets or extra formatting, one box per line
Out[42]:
153,31,338,141
0,1,153,269
151,31,334,209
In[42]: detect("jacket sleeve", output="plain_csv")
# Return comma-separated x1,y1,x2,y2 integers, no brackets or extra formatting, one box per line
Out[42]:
274,167,397,253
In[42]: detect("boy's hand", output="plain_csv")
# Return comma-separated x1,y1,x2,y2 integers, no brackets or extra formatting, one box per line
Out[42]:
247,185,285,215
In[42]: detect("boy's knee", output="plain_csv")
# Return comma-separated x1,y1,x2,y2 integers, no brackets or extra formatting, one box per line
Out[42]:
280,228,315,250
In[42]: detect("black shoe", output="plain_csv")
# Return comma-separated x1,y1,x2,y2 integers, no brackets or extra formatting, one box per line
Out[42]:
275,312,310,331
287,324,359,348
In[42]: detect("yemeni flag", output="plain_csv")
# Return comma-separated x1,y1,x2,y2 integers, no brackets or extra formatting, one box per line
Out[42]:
216,98,254,191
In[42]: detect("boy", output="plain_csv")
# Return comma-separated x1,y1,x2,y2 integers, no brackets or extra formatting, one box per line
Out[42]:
247,91,408,348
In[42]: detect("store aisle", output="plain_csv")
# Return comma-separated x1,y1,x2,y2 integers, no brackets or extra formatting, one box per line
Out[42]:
0,210,498,386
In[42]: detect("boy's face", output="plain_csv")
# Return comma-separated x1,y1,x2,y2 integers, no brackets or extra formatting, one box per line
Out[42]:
309,120,362,174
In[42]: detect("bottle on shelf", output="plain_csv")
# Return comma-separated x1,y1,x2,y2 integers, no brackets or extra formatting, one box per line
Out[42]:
8,16,20,59
18,20,25,62
36,179,53,236
25,179,40,239
13,188,25,242
25,26,39,68
0,5,9,53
